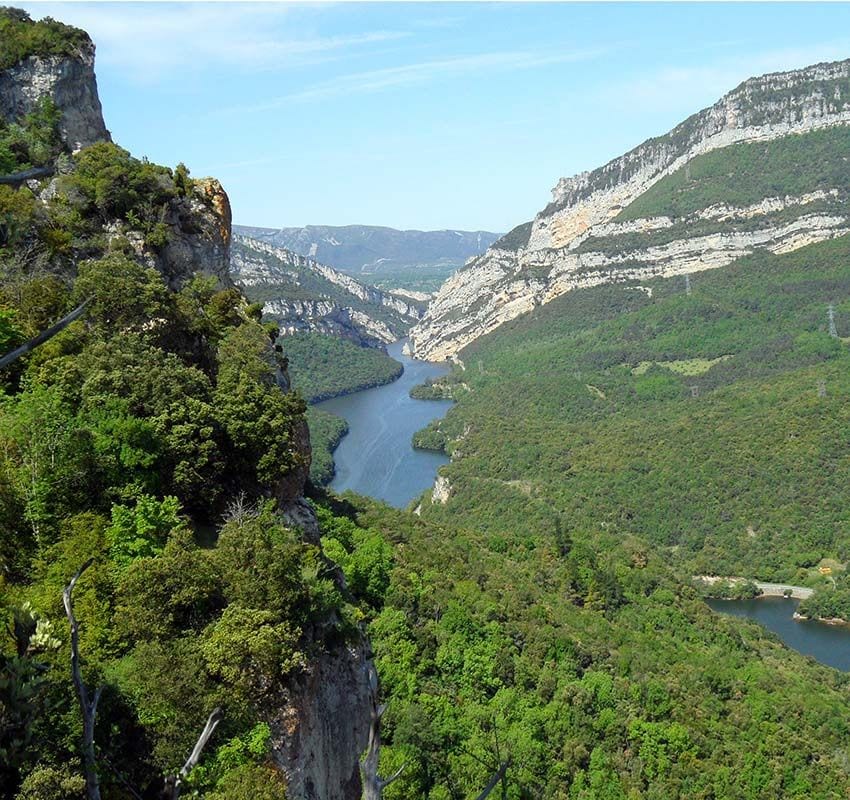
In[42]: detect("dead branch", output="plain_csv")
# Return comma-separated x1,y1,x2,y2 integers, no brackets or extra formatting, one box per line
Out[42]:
0,165,53,186
474,759,511,800
162,707,223,800
63,558,101,800
360,661,405,800
0,298,90,370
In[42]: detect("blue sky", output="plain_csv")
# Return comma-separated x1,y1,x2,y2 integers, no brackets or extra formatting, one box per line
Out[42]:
20,2,850,232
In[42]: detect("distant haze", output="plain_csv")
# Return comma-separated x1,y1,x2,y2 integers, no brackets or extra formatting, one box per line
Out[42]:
233,224,501,274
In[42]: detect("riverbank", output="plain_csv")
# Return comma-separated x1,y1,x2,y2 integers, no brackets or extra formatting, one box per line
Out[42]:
315,340,453,508
304,364,403,404
693,575,814,600
793,611,850,626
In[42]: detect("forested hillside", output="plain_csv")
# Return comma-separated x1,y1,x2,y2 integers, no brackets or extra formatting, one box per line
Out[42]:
416,232,850,612
6,8,850,800
0,10,383,798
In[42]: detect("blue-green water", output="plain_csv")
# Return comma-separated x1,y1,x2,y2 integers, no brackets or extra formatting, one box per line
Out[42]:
316,340,452,508
707,597,850,671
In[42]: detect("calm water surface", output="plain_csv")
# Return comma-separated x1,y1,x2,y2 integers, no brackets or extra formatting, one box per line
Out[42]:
316,340,452,508
707,597,850,671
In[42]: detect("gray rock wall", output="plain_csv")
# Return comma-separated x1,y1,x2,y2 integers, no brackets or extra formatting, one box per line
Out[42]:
0,46,110,150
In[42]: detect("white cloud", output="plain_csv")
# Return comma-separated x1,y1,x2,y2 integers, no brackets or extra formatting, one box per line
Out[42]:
222,45,608,114
19,3,410,80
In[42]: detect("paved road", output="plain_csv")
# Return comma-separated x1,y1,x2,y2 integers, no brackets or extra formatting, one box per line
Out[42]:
694,575,814,600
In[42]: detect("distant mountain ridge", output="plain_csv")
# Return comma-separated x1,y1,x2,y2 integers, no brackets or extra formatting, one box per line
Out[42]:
411,57,850,359
231,234,423,348
233,224,501,275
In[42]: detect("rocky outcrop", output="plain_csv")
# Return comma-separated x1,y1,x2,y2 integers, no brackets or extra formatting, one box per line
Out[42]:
262,298,396,347
431,473,453,504
158,178,232,287
411,57,850,359
99,177,233,288
0,46,110,150
236,236,424,320
269,637,371,800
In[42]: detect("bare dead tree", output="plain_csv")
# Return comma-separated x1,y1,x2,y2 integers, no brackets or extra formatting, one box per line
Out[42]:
162,707,224,800
360,661,405,800
63,559,102,800
474,759,511,800
0,298,90,370
0,165,54,186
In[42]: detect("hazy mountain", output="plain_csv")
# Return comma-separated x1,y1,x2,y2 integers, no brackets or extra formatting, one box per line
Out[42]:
233,224,501,275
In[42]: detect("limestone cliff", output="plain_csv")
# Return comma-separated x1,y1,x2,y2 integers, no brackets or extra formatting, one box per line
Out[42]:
232,234,424,346
411,57,850,359
0,40,110,150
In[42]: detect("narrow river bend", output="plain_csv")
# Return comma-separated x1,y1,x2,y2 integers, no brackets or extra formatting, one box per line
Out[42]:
316,340,452,508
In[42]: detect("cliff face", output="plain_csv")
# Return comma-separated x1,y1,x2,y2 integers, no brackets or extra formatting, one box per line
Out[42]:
0,45,110,150
269,638,371,800
232,235,423,346
411,58,850,360
159,177,233,287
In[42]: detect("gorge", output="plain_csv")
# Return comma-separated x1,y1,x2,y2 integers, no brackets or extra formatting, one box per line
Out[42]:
6,6,850,800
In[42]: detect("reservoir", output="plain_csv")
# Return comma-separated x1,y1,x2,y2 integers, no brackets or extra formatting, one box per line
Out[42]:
316,340,452,508
707,597,850,672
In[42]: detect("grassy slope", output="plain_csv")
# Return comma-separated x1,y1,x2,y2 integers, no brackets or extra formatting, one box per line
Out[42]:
618,126,850,221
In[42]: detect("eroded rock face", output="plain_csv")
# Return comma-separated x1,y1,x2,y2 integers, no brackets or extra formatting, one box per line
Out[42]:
158,178,233,287
269,636,371,800
0,46,110,150
411,57,850,360
100,177,233,288
231,235,421,346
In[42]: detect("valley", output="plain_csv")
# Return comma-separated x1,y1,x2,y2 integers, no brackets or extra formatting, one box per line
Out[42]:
5,6,850,800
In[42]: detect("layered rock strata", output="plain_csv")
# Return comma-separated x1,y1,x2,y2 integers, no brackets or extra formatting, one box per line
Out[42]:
411,58,850,360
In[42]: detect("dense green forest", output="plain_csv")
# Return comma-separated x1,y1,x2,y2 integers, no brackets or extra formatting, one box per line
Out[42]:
282,333,402,404
306,407,348,485
6,9,850,800
417,233,850,606
332,493,850,800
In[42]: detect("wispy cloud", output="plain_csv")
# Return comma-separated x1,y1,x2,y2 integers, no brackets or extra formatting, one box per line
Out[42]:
222,46,608,115
611,41,850,114
20,3,410,80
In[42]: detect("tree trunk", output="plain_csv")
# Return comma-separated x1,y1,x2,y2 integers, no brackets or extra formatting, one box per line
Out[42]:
360,661,404,799
63,559,101,800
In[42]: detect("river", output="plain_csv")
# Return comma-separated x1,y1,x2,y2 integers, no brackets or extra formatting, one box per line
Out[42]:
707,597,850,672
316,340,453,508
315,343,850,671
